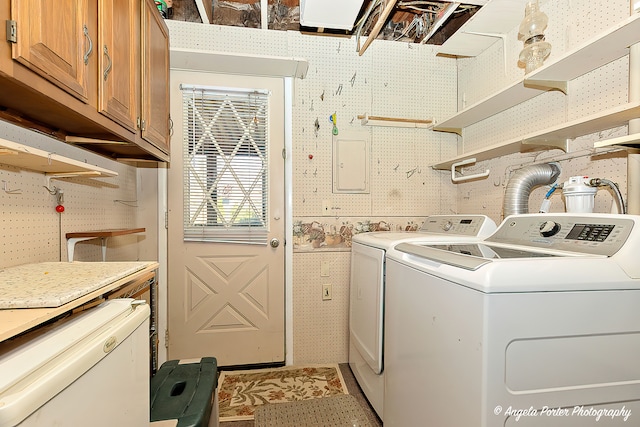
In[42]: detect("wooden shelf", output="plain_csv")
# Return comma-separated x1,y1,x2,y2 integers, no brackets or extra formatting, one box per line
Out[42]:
432,102,640,170
434,13,640,134
0,137,117,178
66,228,146,262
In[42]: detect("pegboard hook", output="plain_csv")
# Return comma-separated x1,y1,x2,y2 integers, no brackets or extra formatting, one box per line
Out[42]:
2,180,21,194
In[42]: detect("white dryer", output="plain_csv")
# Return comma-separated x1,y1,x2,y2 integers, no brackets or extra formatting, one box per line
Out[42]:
348,214,497,419
384,213,640,427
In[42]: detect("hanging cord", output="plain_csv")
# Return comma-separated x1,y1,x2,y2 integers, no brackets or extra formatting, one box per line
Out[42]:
538,184,558,213
588,178,627,214
59,207,62,262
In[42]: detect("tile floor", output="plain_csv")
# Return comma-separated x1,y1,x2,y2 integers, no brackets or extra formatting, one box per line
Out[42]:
219,363,382,427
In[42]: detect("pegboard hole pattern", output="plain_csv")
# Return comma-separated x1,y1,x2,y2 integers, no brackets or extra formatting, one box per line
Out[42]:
292,252,350,364
167,21,462,363
0,121,147,268
455,0,635,223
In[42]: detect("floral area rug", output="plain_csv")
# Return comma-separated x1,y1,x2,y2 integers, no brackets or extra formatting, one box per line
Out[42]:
217,364,348,421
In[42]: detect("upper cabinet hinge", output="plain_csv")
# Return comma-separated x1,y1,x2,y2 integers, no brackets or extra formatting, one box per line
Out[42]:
6,20,17,43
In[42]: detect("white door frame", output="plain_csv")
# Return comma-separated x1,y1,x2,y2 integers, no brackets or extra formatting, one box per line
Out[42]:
284,77,294,365
156,64,296,366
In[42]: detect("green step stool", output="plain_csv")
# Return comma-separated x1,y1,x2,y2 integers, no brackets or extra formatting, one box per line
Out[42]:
150,357,219,427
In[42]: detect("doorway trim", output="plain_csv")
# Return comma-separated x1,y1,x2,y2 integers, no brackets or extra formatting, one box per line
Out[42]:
166,51,306,366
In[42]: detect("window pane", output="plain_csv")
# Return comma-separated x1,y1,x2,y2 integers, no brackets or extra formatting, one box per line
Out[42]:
182,85,270,244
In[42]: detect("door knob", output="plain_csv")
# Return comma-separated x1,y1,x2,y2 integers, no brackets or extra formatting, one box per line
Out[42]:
270,238,280,248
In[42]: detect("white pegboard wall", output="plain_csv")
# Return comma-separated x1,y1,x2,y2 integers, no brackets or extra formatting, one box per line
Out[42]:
168,22,459,220
463,89,568,152
455,0,635,220
457,127,631,222
0,121,145,268
568,57,630,118
292,251,351,364
289,31,458,218
166,20,290,57
456,0,631,112
290,32,374,218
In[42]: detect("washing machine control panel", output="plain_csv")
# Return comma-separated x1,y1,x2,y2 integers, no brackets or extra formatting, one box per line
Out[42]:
419,215,496,236
487,214,637,256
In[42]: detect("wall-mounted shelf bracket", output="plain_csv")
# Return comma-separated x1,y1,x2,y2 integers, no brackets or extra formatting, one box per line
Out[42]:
451,158,490,183
521,137,569,152
45,171,102,189
524,78,568,94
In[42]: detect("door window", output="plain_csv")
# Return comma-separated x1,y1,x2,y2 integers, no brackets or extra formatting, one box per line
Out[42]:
181,85,270,244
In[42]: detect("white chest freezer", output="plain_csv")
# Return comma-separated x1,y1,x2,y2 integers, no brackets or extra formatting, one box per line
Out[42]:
0,299,150,427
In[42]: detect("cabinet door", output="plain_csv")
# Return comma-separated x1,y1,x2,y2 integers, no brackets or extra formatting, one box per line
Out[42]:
98,0,139,132
141,0,170,153
11,0,91,102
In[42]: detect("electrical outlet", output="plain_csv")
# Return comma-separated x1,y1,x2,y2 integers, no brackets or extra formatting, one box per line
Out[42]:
322,284,332,300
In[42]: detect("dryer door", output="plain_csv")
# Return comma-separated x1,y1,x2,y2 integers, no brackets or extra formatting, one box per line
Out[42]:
349,242,385,374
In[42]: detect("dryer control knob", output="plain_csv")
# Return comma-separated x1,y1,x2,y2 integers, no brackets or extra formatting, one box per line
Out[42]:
539,221,561,237
442,221,453,232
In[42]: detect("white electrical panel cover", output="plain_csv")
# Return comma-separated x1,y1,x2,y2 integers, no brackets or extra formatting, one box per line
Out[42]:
332,131,370,194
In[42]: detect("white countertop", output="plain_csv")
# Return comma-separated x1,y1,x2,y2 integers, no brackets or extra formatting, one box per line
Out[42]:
0,262,155,309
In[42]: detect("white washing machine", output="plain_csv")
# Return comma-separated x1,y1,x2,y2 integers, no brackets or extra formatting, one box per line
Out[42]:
384,213,640,427
348,214,497,419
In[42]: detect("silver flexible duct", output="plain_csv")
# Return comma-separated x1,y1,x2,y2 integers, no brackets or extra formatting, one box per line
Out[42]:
503,163,561,217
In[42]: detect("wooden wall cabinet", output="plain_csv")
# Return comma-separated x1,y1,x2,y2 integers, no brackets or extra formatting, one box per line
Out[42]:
140,0,170,155
98,0,139,133
0,0,170,162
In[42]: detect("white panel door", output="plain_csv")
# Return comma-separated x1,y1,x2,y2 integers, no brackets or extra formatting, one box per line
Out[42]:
167,70,285,366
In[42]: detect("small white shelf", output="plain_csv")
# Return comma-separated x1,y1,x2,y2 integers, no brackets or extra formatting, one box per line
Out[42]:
432,102,640,170
0,137,117,178
594,133,640,149
170,48,309,79
434,13,640,134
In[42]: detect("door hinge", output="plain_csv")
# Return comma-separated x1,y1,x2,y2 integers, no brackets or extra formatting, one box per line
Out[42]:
164,329,169,348
6,20,17,43
164,211,168,229
282,148,286,159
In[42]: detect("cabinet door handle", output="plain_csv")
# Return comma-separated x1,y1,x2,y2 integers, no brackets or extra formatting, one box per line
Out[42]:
83,25,93,65
103,45,112,81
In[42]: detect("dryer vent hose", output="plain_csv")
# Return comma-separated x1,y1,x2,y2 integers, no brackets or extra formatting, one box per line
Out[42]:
503,163,561,217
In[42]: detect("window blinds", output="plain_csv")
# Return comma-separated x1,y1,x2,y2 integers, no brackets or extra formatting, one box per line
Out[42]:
181,84,270,244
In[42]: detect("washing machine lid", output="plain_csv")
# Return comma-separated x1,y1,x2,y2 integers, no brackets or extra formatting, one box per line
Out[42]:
352,214,496,249
394,242,568,271
388,213,640,292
